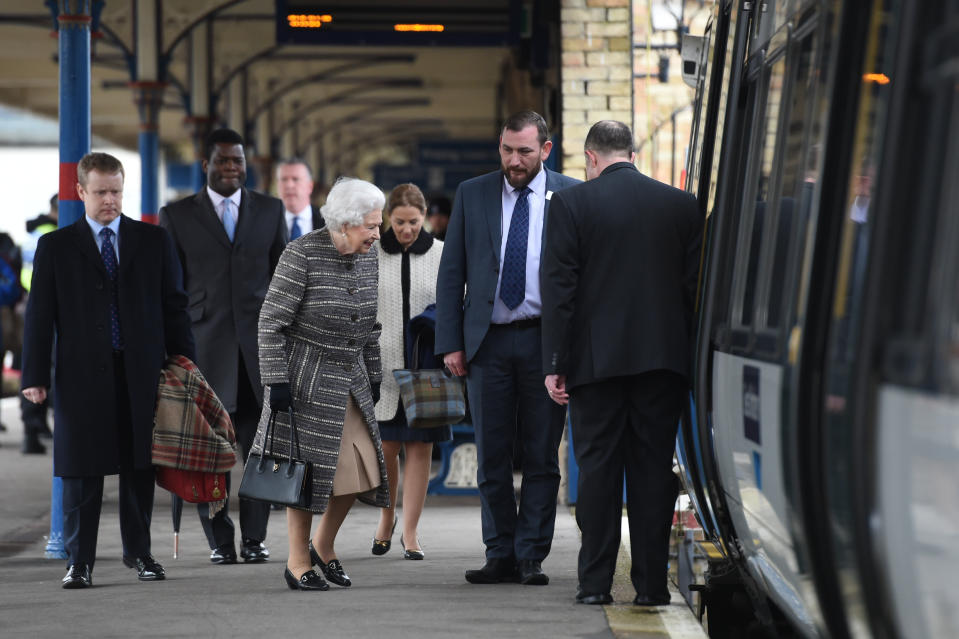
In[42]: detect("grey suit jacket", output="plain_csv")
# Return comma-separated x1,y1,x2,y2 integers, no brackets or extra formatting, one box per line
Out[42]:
435,168,580,362
159,188,286,411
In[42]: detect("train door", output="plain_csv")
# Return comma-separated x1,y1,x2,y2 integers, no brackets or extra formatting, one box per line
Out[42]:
819,0,959,636
695,1,837,634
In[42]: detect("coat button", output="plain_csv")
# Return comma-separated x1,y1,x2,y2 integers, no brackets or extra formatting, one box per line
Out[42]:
350,314,358,322
348,338,356,346
347,287,358,295
344,363,353,372
345,263,354,271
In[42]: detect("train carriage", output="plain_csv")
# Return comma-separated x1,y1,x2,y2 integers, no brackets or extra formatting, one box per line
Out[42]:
680,0,959,637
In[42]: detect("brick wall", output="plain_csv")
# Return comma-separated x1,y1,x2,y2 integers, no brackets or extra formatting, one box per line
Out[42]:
560,1,706,188
560,0,632,178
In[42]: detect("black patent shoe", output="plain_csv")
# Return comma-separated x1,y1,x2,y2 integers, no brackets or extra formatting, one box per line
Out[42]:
122,554,165,581
240,539,270,563
284,568,329,591
371,517,397,556
401,535,424,560
62,563,92,589
209,545,238,565
309,542,351,587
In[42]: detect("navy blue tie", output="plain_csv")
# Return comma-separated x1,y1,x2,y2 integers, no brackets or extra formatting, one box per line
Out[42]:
290,216,302,240
99,228,123,349
500,187,532,310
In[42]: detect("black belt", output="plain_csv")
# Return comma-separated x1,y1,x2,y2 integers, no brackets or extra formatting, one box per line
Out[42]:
492,317,541,330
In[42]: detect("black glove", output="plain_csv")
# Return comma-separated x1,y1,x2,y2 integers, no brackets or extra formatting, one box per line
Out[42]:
371,382,381,405
269,383,292,412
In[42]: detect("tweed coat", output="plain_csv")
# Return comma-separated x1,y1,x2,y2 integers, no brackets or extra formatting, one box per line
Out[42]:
252,228,389,513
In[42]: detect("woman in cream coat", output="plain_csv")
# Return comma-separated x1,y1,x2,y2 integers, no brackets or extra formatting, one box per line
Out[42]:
371,183,450,560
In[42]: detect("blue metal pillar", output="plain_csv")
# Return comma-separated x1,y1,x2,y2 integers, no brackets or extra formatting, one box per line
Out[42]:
133,84,164,224
133,0,164,224
46,0,98,559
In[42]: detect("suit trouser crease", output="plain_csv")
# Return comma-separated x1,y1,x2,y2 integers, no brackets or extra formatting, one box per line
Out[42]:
570,371,684,597
198,351,270,548
467,324,564,561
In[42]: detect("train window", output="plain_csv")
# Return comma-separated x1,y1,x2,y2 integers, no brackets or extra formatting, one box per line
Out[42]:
880,14,959,395
761,31,819,331
730,54,786,330
751,0,799,51
707,2,740,216
686,21,713,195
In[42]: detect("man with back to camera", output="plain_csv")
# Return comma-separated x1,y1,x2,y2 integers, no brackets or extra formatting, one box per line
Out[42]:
435,110,580,586
159,128,287,565
275,157,325,239
540,120,702,605
22,152,195,588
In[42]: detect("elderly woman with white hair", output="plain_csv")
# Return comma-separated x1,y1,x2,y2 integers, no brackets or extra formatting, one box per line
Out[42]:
253,177,390,591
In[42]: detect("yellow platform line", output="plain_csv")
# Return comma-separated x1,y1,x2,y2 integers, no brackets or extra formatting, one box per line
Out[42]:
599,514,707,639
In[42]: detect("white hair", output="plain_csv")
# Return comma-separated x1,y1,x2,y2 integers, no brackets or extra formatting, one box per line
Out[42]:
320,177,385,230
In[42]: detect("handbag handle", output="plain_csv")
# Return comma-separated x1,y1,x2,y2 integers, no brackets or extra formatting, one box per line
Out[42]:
260,406,302,471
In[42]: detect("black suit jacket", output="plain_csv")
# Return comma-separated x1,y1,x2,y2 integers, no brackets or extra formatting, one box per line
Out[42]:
541,162,702,389
22,216,195,477
159,188,286,411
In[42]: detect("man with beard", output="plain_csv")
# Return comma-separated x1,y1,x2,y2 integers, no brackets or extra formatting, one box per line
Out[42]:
436,111,579,586
159,128,286,566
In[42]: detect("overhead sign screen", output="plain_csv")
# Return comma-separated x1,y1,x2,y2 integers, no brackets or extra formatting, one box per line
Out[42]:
276,0,517,46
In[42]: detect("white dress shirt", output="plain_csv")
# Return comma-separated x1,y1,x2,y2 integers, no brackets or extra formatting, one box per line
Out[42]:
285,205,314,238
491,167,547,324
206,186,241,225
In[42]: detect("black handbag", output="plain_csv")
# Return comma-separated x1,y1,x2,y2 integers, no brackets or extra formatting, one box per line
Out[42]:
238,407,312,508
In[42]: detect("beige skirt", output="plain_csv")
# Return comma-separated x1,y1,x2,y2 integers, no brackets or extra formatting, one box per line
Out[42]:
331,396,381,496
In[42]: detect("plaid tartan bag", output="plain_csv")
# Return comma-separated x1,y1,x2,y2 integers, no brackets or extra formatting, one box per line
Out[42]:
392,367,466,429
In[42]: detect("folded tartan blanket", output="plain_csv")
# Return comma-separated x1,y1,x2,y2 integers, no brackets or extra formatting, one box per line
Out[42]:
152,354,237,473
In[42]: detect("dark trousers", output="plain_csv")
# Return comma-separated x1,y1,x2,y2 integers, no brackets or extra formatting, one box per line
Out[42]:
62,353,154,567
569,370,686,597
62,469,155,568
197,354,269,549
467,323,565,561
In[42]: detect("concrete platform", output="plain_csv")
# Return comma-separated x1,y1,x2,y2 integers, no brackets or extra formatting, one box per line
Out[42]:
0,397,704,638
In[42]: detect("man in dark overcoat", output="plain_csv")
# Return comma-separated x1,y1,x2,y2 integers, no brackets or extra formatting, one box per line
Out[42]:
435,111,580,586
159,128,287,564
22,152,195,588
541,120,703,606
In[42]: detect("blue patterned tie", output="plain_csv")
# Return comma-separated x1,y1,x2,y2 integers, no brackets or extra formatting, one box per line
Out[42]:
499,187,532,310
290,216,302,240
99,228,123,349
222,199,236,242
